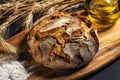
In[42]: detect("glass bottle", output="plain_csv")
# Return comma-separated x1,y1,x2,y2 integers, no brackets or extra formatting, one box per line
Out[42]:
85,0,120,32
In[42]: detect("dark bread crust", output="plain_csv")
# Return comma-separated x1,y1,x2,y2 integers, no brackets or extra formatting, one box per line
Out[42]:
27,12,99,69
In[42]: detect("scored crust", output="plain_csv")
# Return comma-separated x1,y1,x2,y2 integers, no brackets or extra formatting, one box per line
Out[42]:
27,12,99,69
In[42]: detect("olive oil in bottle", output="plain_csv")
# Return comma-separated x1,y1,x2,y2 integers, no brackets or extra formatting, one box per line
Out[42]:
85,0,120,32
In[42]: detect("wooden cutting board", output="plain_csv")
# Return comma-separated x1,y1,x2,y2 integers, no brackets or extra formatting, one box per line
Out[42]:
0,12,120,80
27,17,120,80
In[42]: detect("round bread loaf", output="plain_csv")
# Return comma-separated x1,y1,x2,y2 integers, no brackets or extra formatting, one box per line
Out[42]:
27,12,99,69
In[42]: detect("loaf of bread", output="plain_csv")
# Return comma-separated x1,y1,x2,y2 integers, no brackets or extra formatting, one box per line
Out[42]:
27,12,99,69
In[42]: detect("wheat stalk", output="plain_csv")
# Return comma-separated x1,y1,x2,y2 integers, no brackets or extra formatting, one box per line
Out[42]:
0,0,85,54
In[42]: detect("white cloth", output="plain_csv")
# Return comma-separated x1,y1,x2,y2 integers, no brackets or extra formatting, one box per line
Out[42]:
0,61,31,80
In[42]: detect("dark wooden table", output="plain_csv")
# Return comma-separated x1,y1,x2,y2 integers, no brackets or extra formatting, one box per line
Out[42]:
87,58,120,80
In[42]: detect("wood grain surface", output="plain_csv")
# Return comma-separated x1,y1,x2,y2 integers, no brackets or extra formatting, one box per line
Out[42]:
27,17,120,80
0,15,120,80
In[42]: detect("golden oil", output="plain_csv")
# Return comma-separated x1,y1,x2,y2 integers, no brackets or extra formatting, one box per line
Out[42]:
85,0,120,32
